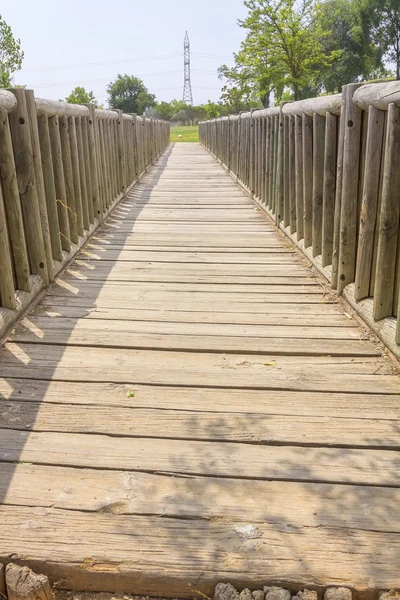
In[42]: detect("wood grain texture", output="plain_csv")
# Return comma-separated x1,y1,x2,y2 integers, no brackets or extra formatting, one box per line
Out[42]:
0,143,399,595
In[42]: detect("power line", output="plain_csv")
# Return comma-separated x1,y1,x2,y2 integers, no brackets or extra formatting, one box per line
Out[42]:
31,69,184,89
20,53,182,73
192,53,235,60
19,52,233,74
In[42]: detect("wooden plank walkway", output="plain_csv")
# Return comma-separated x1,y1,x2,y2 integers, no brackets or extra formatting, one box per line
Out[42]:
1,143,400,596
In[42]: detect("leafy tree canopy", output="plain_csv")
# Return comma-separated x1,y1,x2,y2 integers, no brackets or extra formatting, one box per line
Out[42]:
217,0,398,105
318,0,384,92
0,14,24,87
220,0,342,102
368,0,400,79
107,74,156,114
65,86,98,105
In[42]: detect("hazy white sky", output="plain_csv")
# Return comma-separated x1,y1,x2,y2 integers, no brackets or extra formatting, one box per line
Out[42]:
4,0,248,106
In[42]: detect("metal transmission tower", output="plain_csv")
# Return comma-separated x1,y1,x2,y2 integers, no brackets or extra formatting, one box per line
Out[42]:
182,31,193,105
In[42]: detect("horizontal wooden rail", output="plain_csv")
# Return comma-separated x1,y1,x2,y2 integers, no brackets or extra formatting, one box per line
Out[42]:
0,88,170,339
199,80,400,358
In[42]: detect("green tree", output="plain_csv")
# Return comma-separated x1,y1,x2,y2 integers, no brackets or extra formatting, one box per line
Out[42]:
220,0,341,102
153,101,175,121
0,15,24,87
65,86,97,105
369,0,400,79
218,59,262,108
107,74,156,114
318,0,383,92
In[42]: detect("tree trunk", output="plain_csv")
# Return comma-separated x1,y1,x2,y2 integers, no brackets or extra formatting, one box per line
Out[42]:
262,91,271,108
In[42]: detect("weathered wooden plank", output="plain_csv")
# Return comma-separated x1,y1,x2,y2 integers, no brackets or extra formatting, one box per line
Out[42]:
34,304,355,326
14,315,366,341
117,210,263,221
44,289,329,306
87,242,300,251
0,505,399,594
2,380,400,416
0,427,399,485
0,344,390,386
0,140,398,600
1,463,400,531
1,401,398,447
9,326,375,356
37,295,345,314
67,260,310,277
79,250,296,263
78,250,300,262
66,273,317,286
93,235,279,247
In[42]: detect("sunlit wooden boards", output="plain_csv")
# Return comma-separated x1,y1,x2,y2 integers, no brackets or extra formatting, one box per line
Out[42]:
1,143,400,595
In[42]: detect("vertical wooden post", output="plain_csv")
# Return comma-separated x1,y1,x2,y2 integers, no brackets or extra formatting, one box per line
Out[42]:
104,118,113,204
85,104,101,222
0,108,30,290
0,183,16,308
111,118,119,195
331,101,346,289
130,114,139,182
37,113,63,261
288,114,296,234
373,102,400,319
321,112,338,267
81,115,93,225
295,114,304,241
260,117,266,204
25,90,54,282
271,115,279,216
354,106,385,299
265,118,271,208
370,112,387,296
48,115,71,252
8,88,49,284
250,111,255,195
312,112,325,257
59,115,78,244
68,116,84,236
76,116,90,231
283,114,290,227
124,116,131,187
98,119,110,209
302,113,313,248
337,83,363,294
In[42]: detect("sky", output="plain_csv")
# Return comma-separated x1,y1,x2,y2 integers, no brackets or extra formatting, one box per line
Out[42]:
3,0,248,107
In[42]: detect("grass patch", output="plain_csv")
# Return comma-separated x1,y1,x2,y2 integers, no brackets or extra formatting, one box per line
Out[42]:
170,125,199,143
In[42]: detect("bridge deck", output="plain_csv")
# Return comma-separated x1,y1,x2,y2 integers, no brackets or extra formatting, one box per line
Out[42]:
1,143,400,596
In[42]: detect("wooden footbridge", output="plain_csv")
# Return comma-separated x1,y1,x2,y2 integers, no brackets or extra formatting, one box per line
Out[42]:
1,83,400,597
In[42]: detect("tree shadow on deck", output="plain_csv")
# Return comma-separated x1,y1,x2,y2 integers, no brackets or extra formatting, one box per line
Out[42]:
0,142,400,594
0,144,174,503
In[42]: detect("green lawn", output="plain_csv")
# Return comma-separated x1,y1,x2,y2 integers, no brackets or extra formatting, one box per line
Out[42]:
170,125,199,143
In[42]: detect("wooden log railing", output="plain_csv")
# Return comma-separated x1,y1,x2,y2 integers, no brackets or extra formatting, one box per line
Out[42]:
0,88,170,337
199,80,400,357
